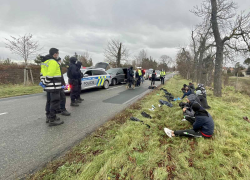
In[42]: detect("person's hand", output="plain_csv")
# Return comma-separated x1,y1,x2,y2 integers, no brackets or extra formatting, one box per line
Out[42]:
61,85,66,89
183,108,186,112
186,98,189,102
39,82,45,89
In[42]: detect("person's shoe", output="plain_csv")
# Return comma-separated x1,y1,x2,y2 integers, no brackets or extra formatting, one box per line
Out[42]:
164,128,172,138
49,118,64,126
181,119,187,122
61,110,71,116
70,102,79,107
79,97,84,101
46,116,60,123
76,99,82,103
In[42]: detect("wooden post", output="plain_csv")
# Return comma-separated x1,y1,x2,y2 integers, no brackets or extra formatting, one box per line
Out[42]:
24,69,27,85
30,69,34,84
236,73,239,91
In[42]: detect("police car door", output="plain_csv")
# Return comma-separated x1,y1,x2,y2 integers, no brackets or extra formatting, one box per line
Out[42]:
92,70,105,87
82,70,95,89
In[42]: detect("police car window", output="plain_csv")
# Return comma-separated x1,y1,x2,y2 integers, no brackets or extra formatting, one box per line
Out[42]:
85,71,92,76
93,70,106,75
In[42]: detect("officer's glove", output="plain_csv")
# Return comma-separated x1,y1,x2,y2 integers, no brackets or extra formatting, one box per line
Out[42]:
61,85,66,89
39,82,45,89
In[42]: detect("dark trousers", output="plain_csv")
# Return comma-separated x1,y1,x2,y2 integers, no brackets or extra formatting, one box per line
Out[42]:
76,80,82,99
46,91,60,118
160,77,164,84
70,82,79,103
60,90,66,111
128,79,134,88
136,77,141,86
174,129,202,138
151,79,155,86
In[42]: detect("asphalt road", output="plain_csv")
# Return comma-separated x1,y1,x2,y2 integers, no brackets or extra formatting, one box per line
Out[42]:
0,73,174,180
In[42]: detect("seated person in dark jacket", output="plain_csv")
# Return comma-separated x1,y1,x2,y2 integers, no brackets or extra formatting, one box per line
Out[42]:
182,86,194,99
196,90,210,109
182,94,202,123
164,103,214,138
181,84,187,93
188,82,195,91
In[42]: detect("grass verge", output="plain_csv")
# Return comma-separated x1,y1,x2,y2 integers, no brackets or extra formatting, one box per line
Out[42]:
28,76,250,180
228,76,250,95
0,84,43,98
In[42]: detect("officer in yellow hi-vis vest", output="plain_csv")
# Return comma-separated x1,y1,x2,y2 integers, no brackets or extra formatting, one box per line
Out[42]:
138,68,142,86
160,69,166,85
40,48,64,126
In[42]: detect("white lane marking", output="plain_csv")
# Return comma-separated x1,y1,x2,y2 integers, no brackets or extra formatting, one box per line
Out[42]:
107,86,124,91
123,89,151,105
0,112,8,116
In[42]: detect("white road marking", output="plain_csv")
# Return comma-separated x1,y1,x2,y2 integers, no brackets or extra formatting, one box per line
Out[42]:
0,112,8,116
123,89,151,105
123,95,140,104
107,86,124,91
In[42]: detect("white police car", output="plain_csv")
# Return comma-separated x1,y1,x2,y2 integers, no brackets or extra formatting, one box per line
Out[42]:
63,62,112,93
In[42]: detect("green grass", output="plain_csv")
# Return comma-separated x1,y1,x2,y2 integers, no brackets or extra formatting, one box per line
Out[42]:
0,84,43,98
28,76,250,180
228,76,250,95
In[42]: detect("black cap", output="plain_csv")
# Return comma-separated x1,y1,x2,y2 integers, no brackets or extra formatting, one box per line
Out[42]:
70,56,77,63
49,48,59,56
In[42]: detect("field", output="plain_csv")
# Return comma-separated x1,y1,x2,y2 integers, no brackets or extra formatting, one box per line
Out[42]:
228,76,250,95
28,76,250,180
0,84,43,98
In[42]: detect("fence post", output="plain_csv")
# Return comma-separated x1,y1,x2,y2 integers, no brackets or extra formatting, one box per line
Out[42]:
24,69,26,85
30,69,34,84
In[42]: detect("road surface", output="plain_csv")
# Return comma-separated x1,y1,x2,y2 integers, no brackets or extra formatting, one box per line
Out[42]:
0,74,173,180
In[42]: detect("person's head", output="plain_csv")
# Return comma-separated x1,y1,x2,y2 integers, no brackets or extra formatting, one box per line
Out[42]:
183,84,187,87
70,56,77,64
187,94,196,103
130,66,133,70
185,86,189,90
153,70,155,73
49,48,59,59
189,82,192,85
76,61,82,69
192,103,201,112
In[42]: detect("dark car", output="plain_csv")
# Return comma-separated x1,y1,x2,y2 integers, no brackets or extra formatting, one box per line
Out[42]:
106,68,128,85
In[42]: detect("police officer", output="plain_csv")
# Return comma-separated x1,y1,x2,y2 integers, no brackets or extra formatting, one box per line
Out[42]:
76,61,84,103
160,69,166,85
138,68,142,85
67,57,81,106
40,48,64,126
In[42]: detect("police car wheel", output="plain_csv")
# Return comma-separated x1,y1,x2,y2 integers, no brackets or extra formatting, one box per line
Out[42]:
103,80,109,89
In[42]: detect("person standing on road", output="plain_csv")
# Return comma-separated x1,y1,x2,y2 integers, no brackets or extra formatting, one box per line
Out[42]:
160,69,166,85
138,68,142,85
40,48,64,126
56,58,71,116
135,69,140,87
127,66,134,88
67,57,81,107
76,61,84,103
151,70,156,86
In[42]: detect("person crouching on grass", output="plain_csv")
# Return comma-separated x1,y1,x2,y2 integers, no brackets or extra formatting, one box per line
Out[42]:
164,103,214,138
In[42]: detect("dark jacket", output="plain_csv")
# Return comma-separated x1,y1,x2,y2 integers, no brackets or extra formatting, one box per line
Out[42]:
67,59,81,80
197,94,210,109
128,68,134,80
184,94,201,117
193,111,214,137
182,89,193,99
135,71,140,78
151,73,156,80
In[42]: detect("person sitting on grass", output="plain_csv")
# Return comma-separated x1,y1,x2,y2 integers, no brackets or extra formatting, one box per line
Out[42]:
196,90,211,109
181,86,194,99
164,103,214,138
181,84,187,93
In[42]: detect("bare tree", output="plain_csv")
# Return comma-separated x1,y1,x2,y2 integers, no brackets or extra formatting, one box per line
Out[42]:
78,51,93,67
159,55,174,66
5,34,41,85
104,39,129,67
135,49,147,67
192,0,250,96
5,34,40,67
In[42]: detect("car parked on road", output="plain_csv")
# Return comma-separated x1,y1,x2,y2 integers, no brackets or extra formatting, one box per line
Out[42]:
106,68,128,85
145,69,153,79
63,62,112,93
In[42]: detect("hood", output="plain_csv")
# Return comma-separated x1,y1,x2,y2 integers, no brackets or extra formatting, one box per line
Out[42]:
188,94,196,102
95,62,109,70
70,57,77,64
76,61,82,68
42,54,54,62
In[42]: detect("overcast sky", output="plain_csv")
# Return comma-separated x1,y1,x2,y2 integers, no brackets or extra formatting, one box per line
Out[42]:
0,0,249,65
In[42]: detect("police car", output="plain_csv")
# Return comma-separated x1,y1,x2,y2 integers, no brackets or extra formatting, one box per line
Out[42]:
63,62,112,93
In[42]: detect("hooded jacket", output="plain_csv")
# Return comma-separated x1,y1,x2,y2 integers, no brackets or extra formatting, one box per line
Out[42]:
184,94,202,117
67,58,81,80
193,108,214,137
40,55,62,91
